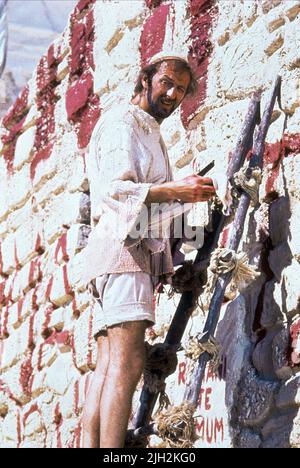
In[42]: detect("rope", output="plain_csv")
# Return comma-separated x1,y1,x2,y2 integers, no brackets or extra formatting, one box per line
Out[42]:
201,248,260,311
233,166,262,206
154,401,198,448
143,343,178,410
185,333,221,372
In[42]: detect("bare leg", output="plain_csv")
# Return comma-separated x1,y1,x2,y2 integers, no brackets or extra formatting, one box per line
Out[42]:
82,335,109,448
99,321,147,448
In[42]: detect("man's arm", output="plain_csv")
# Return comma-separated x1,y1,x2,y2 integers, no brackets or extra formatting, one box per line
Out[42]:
146,175,216,205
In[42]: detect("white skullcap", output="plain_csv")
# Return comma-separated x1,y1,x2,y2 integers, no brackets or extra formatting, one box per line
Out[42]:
147,50,189,66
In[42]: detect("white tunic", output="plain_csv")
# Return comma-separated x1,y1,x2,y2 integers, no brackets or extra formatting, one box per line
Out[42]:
82,98,179,286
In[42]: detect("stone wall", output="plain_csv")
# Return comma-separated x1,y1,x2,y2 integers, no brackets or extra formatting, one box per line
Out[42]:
0,0,299,448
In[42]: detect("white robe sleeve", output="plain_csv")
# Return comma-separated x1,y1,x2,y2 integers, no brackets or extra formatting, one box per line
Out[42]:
88,118,152,240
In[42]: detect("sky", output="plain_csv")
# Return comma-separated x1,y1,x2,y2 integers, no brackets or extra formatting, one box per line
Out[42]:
6,0,77,87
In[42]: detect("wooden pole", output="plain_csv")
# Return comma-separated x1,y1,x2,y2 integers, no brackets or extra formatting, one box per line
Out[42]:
184,76,281,406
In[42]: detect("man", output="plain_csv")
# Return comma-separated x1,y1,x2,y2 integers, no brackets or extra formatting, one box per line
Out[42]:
82,52,216,448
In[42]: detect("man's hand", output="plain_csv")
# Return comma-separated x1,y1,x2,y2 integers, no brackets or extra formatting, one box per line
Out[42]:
146,175,216,204
171,175,216,203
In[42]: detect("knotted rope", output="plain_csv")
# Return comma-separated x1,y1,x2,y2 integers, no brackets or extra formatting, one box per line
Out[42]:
185,333,221,373
153,401,198,448
232,166,262,206
144,343,178,410
201,248,260,311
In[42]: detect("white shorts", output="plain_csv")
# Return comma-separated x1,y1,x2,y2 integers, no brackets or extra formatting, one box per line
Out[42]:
90,272,155,339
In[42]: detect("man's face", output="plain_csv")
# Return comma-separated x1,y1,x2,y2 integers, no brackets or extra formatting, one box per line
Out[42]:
146,61,191,121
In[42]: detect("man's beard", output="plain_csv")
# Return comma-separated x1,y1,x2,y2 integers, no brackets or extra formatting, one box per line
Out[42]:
147,85,175,119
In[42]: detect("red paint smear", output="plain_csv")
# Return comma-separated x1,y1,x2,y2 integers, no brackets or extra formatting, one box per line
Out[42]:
47,44,56,68
17,411,22,448
54,233,69,265
219,226,230,248
17,297,25,322
45,275,54,301
1,116,27,145
38,330,70,371
81,151,87,173
1,114,28,174
181,1,216,128
42,305,53,338
66,71,93,120
54,403,63,448
0,379,22,406
23,403,39,426
36,56,57,97
72,296,80,319
28,258,42,289
20,355,34,395
69,21,87,76
22,404,46,446
140,3,171,67
146,0,163,8
0,281,5,305
30,142,54,181
35,232,43,254
68,5,100,149
75,93,101,149
190,0,212,16
2,86,29,130
264,141,282,194
30,45,59,182
1,304,9,338
290,319,300,365
264,133,300,194
85,10,96,71
70,8,96,73
76,0,95,14
63,265,73,297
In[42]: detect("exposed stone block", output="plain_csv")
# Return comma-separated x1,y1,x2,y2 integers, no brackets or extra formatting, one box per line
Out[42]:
261,280,284,329
237,367,279,427
269,196,290,246
276,375,300,410
236,429,261,449
261,412,295,448
272,327,293,380
268,242,292,282
252,328,280,379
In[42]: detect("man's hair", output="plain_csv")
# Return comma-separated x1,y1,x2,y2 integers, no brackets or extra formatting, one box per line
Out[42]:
133,59,198,98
